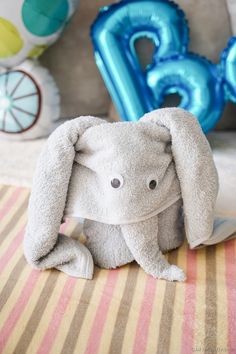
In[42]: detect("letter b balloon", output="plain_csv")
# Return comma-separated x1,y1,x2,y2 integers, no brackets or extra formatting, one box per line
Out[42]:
91,0,236,133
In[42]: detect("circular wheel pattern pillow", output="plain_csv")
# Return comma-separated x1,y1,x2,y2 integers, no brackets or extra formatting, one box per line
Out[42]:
0,60,60,140
0,0,79,67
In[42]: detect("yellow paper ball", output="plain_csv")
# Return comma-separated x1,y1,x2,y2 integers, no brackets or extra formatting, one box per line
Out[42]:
0,17,23,58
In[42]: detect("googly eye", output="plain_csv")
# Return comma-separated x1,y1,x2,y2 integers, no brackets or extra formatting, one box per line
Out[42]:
149,180,157,190
110,175,124,189
147,176,158,190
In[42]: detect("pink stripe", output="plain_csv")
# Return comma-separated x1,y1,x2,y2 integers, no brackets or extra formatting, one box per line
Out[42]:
133,276,157,354
59,219,69,234
37,277,77,354
85,269,120,354
0,188,22,220
225,240,236,354
0,269,40,351
0,225,25,274
0,214,70,275
181,249,197,353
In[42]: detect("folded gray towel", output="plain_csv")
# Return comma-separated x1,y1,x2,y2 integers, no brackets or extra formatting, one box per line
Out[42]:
24,108,236,281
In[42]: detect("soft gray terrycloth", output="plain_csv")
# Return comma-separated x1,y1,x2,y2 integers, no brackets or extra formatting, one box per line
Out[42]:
24,108,236,281
24,116,104,279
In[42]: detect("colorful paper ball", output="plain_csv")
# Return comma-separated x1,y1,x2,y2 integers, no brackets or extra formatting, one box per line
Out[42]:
0,17,23,58
22,0,69,37
0,0,79,68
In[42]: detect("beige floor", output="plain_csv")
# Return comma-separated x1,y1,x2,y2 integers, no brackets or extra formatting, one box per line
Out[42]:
0,138,46,187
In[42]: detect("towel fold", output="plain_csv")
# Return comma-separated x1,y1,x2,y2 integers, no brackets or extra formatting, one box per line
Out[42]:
24,108,236,281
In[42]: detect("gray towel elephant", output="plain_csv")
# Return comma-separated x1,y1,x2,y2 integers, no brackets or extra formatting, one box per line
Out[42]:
24,108,231,282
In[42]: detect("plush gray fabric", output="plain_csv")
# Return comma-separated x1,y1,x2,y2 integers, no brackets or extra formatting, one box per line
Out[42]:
84,198,184,270
24,108,236,282
65,120,181,224
24,116,104,279
140,108,219,248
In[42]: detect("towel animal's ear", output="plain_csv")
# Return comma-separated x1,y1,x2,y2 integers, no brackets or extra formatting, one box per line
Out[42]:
24,116,105,277
140,108,219,248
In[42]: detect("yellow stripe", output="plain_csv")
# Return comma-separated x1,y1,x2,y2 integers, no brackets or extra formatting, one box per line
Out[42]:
50,279,87,354
145,277,166,353
0,189,28,239
0,185,8,200
121,268,146,354
0,208,27,257
169,242,188,354
0,245,24,290
24,220,80,353
0,187,16,208
62,219,82,240
193,247,206,351
0,185,5,192
25,274,68,354
73,268,112,353
0,265,32,326
97,265,129,354
0,184,233,353
5,220,79,353
0,199,75,291
49,221,87,354
64,219,80,236
0,190,28,234
216,243,228,350
0,237,72,351
3,271,49,354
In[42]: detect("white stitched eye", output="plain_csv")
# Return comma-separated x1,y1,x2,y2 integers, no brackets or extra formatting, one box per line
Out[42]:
147,176,159,190
110,175,124,189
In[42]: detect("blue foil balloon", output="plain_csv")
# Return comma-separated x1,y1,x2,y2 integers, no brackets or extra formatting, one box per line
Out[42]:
147,54,224,132
91,0,228,133
91,0,189,123
221,37,236,103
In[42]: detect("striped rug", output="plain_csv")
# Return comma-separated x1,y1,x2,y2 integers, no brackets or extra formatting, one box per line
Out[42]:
0,184,236,354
